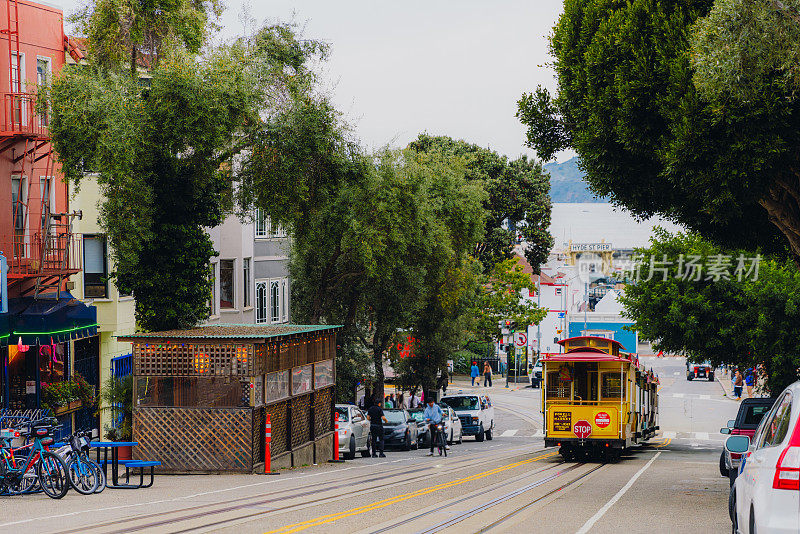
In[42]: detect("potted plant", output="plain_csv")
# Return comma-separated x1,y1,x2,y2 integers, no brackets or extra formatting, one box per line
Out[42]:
100,375,134,459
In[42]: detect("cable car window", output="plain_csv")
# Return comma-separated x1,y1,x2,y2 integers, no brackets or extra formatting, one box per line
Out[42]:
546,371,570,399
573,363,599,402
601,372,626,399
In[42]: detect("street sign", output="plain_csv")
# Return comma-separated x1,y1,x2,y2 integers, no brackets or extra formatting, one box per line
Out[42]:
514,332,527,347
594,412,611,428
558,312,565,318
573,420,592,439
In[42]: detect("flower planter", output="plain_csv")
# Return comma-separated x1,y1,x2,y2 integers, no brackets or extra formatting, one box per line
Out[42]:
118,445,133,461
53,400,83,416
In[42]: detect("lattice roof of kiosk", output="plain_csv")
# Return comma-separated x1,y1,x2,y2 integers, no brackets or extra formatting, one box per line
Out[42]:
117,323,342,342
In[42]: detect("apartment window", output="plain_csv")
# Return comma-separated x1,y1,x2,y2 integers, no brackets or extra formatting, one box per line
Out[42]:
11,176,25,232
243,258,251,307
281,279,288,322
219,259,234,309
83,235,108,298
37,57,51,126
209,262,216,315
270,280,280,323
40,176,53,231
11,53,25,126
255,208,269,238
254,208,287,239
255,281,268,324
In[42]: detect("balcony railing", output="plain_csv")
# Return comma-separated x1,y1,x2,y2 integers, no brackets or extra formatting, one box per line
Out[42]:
1,230,81,281
0,92,48,137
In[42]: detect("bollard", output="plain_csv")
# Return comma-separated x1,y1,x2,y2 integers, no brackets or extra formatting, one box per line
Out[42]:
263,414,279,475
329,411,344,463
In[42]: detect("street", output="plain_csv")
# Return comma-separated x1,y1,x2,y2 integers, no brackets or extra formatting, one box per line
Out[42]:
1,356,740,534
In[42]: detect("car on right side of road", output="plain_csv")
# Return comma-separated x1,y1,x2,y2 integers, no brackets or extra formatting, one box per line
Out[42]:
687,361,714,381
720,397,776,483
727,381,800,534
441,394,494,442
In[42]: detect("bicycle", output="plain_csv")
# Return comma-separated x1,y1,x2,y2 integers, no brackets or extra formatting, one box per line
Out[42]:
54,429,105,494
0,417,70,499
433,421,448,457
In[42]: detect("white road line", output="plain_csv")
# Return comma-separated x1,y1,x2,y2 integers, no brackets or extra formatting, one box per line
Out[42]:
694,432,709,440
500,429,519,437
663,431,677,439
534,430,544,437
672,393,685,398
575,451,661,534
673,372,680,376
700,395,711,400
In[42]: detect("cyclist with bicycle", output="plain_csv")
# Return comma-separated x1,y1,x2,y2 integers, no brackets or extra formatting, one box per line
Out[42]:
423,398,445,456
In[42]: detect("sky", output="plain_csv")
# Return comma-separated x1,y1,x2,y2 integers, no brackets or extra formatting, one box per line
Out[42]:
56,0,573,162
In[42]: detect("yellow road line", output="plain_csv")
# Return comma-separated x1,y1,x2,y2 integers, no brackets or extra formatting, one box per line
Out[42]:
653,437,672,448
263,451,559,534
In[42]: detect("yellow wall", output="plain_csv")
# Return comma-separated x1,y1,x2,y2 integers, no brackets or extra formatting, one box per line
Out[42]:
70,175,136,433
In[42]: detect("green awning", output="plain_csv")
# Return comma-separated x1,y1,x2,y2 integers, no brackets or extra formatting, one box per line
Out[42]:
3,292,97,347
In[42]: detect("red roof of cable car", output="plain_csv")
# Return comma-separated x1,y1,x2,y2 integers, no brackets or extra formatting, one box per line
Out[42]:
542,352,631,363
556,336,626,350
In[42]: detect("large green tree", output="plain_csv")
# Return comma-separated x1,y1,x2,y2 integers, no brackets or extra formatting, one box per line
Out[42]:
517,0,795,258
621,230,800,393
48,16,327,331
407,134,553,272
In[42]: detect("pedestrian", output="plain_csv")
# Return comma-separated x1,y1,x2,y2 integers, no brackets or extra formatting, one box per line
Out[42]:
366,399,387,458
470,362,480,387
483,362,493,388
389,393,397,408
745,369,755,398
398,393,406,409
733,369,743,400
384,395,392,409
438,368,449,395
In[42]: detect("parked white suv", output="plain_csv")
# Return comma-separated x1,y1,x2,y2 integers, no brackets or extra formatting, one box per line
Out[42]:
441,394,495,442
727,381,800,534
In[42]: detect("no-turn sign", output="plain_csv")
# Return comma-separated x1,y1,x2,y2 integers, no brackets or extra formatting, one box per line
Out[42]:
514,332,527,347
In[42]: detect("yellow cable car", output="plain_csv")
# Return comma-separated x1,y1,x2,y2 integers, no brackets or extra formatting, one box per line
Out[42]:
541,336,659,460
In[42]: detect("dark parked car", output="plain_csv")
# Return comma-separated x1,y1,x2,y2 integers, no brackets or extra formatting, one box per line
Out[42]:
382,409,419,451
687,361,714,381
719,397,776,484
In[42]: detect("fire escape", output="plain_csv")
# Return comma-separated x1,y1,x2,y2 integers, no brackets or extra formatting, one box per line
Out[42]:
1,0,80,299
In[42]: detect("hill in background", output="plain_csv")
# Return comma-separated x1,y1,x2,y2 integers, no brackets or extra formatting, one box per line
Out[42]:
544,157,606,203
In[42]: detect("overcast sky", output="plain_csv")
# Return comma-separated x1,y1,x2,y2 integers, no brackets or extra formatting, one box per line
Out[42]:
58,1,572,162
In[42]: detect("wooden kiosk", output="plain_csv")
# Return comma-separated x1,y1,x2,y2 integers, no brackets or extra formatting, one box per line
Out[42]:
119,324,341,473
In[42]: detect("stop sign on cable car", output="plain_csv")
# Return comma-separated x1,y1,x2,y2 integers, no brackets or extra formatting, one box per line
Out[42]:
573,420,592,439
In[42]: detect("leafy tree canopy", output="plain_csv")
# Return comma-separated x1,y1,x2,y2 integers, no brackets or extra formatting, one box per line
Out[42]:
621,229,800,393
48,15,327,330
517,0,795,259
407,134,553,272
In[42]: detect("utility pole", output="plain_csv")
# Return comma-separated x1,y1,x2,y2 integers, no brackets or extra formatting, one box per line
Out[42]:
584,281,588,333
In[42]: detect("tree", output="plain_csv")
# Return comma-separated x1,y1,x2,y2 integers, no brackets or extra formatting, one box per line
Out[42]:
473,258,548,345
516,0,794,259
407,135,553,272
70,0,224,74
48,19,327,331
620,229,800,393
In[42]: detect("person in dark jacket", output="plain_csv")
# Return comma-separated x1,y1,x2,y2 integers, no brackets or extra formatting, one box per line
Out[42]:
366,400,387,458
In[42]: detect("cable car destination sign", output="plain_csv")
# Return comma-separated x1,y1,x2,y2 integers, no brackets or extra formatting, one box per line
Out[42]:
569,243,613,252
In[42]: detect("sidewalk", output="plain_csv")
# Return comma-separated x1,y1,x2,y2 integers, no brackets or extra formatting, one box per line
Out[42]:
448,375,529,392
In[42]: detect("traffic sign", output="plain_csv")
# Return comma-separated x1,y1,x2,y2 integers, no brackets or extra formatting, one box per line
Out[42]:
594,412,611,428
573,420,592,439
514,332,527,347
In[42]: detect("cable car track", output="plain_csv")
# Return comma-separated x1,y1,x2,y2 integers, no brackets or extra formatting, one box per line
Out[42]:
367,462,604,534
49,444,555,534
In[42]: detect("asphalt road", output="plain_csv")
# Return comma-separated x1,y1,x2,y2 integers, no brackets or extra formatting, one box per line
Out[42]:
1,357,741,534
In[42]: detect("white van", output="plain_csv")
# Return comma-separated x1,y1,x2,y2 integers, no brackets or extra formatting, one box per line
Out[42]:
441,394,495,441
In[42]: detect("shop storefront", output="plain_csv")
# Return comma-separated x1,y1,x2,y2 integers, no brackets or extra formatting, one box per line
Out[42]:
0,291,97,435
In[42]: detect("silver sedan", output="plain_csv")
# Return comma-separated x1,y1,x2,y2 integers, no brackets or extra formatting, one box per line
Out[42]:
440,405,463,444
335,404,371,459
